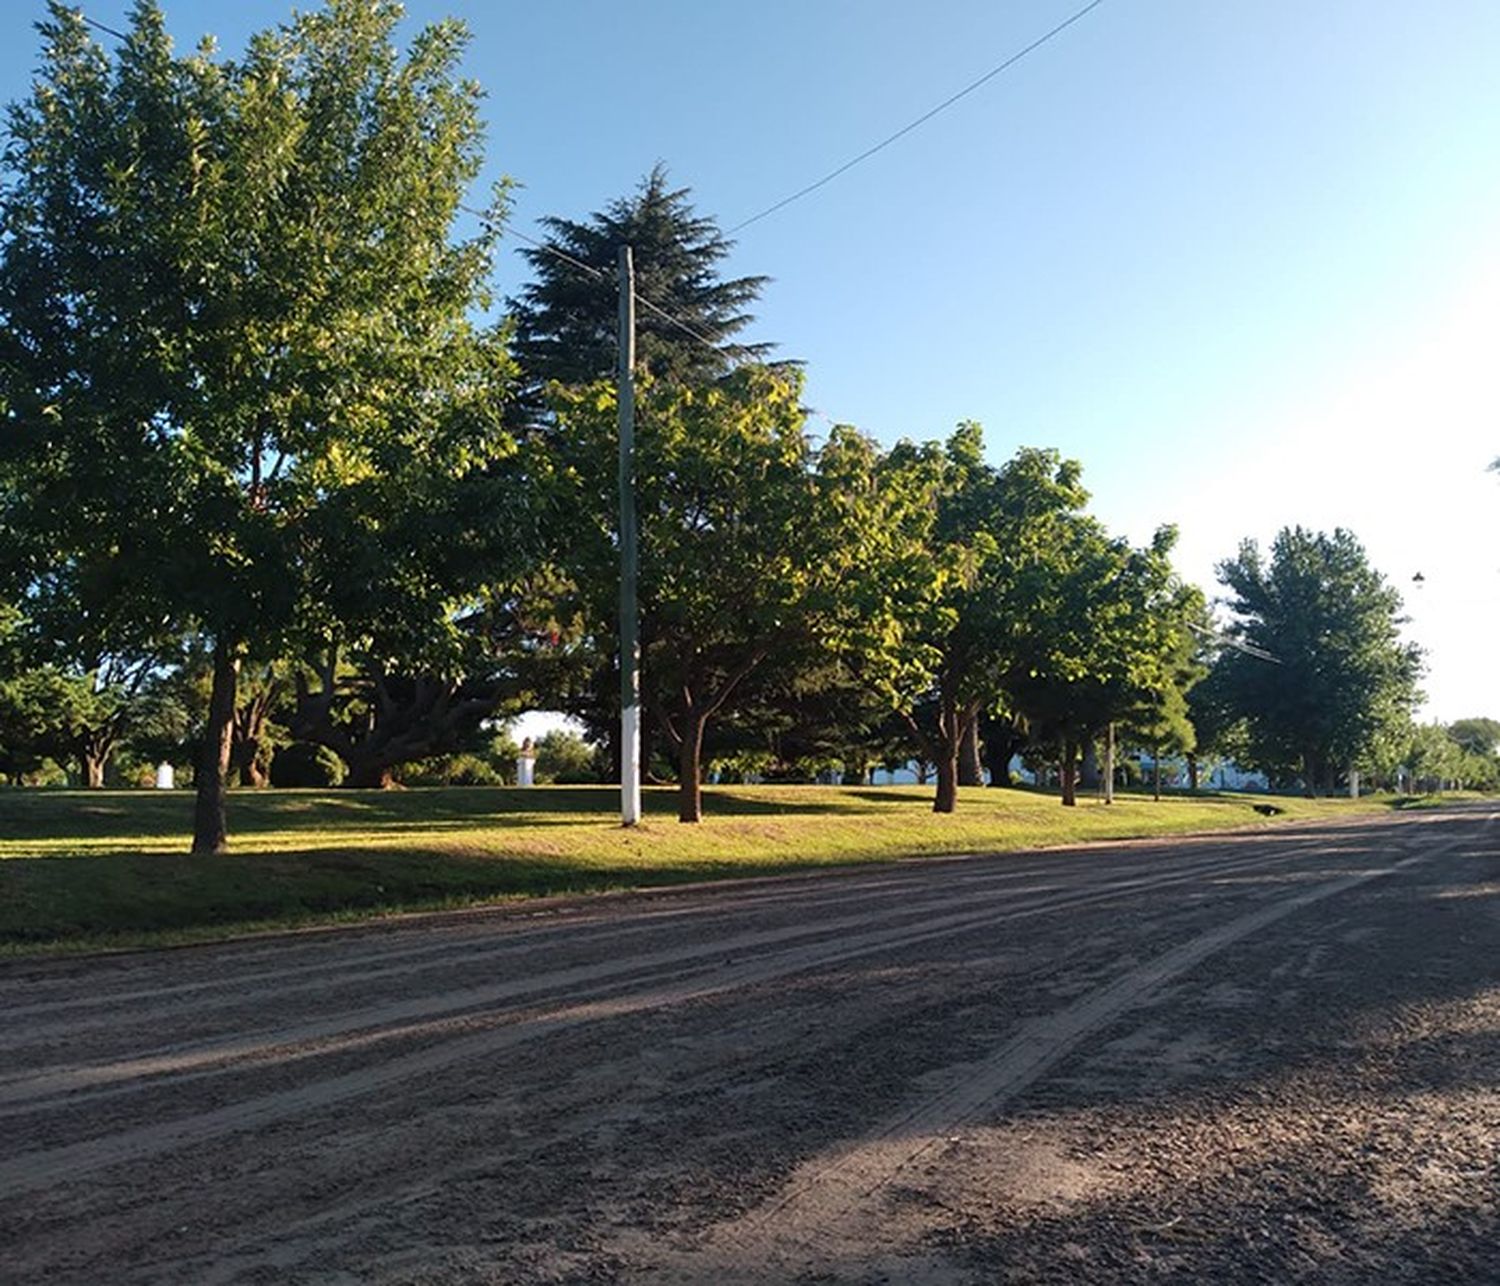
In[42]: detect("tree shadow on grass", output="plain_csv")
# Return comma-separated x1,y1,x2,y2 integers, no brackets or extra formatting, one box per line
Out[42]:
0,841,855,949
0,785,882,847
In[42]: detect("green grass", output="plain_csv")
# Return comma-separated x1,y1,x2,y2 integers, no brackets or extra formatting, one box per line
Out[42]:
0,783,1391,955
1390,790,1491,811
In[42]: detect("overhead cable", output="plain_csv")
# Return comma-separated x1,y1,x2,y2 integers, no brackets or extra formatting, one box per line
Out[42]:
727,0,1111,233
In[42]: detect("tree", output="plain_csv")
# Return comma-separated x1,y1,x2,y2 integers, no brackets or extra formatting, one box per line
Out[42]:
1186,645,1253,789
508,166,772,423
1447,717,1500,759
285,448,546,789
0,597,161,786
1005,523,1201,806
979,711,1031,787
851,429,1094,813
546,368,893,822
533,730,600,784
288,652,529,789
0,2,511,848
1406,723,1463,793
1214,527,1423,794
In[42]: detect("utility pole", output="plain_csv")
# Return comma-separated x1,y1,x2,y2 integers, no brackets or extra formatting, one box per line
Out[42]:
1103,722,1115,804
618,246,641,826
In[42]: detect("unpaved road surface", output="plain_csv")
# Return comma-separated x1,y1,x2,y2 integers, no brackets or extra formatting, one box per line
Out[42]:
2,806,1496,1284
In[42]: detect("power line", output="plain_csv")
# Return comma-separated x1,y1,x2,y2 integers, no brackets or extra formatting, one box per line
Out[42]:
464,207,847,435
490,214,610,285
463,203,773,369
76,12,920,425
1189,621,1283,665
727,0,1111,234
78,11,128,41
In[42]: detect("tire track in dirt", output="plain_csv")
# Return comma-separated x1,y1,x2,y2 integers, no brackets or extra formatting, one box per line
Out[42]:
136,815,1471,1286
0,839,1332,1110
0,825,1354,1029
1,814,1403,1022
0,854,1112,1037
661,817,1493,1281
0,840,1334,1196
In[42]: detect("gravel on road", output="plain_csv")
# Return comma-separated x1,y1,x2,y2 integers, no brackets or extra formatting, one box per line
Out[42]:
1,805,1494,1284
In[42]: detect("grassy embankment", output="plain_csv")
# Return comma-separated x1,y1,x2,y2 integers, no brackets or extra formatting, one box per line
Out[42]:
0,784,1390,954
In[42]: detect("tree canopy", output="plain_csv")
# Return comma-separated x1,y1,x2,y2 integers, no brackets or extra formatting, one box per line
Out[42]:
1213,527,1422,792
0,0,513,847
508,165,773,423
545,367,892,821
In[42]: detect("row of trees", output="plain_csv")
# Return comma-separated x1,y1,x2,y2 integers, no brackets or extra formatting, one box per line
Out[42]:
0,2,1453,855
1401,719,1500,793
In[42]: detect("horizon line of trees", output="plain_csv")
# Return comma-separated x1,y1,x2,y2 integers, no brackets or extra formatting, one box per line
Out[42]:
0,1,1470,854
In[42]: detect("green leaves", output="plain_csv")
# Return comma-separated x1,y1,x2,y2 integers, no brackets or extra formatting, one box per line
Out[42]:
508,166,773,426
1213,526,1423,788
1,0,516,649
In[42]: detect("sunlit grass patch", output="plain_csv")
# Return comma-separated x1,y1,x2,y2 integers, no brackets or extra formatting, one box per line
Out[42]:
0,784,1392,954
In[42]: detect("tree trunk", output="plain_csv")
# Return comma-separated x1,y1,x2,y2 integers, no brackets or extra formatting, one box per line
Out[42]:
80,753,106,789
982,721,1024,787
678,709,706,823
231,679,280,789
1301,750,1317,797
929,695,962,814
192,640,240,855
1153,742,1162,802
957,710,983,787
346,761,396,790
1060,740,1079,806
1079,740,1100,791
933,749,959,813
1187,753,1199,792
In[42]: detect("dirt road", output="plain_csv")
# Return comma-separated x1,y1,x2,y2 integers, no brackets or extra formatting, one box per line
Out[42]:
2,805,1495,1283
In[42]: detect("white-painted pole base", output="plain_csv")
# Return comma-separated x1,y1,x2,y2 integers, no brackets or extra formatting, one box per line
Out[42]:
621,704,642,825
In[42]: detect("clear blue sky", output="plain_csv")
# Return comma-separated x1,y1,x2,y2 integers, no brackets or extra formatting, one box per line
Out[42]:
2,1,1497,722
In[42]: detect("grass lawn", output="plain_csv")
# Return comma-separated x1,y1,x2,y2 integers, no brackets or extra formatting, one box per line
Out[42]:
0,783,1390,955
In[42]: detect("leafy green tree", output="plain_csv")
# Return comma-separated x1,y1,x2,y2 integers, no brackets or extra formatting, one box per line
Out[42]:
1186,644,1253,789
1447,717,1500,758
286,471,550,790
851,429,1093,813
533,729,600,784
1399,721,1499,793
1406,722,1463,793
1214,527,1423,794
0,603,55,780
547,368,895,821
0,597,161,785
979,711,1031,787
0,2,511,847
1119,581,1210,796
508,166,771,422
1005,523,1200,806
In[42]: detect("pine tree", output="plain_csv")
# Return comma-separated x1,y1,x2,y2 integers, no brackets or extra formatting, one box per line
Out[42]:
508,165,773,419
